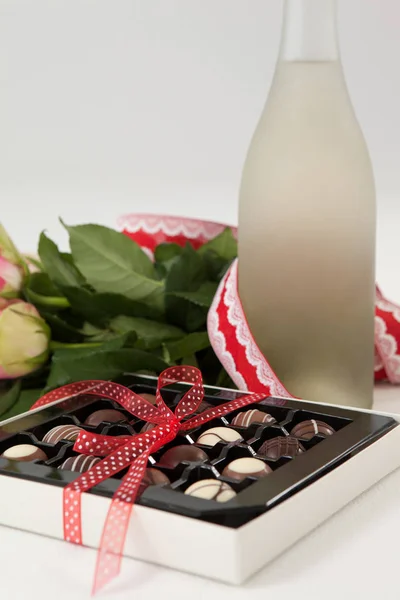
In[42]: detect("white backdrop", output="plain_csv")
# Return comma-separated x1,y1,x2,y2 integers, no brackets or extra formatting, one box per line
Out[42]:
0,0,399,298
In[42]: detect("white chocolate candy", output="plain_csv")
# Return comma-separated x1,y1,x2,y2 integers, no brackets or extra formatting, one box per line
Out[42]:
196,427,243,447
1,444,48,462
185,479,236,503
222,457,272,481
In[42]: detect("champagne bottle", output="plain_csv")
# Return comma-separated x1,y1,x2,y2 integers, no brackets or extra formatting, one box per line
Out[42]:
238,0,376,408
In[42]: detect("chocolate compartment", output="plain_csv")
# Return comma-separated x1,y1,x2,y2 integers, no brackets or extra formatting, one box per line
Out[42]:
287,409,350,436
0,375,397,528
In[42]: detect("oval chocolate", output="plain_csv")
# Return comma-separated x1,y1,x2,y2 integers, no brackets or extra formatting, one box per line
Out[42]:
140,468,170,492
185,479,236,503
197,427,243,447
291,420,335,440
1,444,48,462
231,409,276,428
84,409,127,427
43,425,82,445
59,455,101,473
222,457,272,481
258,436,303,459
158,445,208,468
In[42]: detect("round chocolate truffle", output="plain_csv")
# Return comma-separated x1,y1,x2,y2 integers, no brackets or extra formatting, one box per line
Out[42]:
43,425,82,445
59,455,101,473
291,420,335,440
158,445,208,468
222,457,272,481
196,427,243,447
231,409,276,428
140,468,170,492
1,444,48,462
84,409,127,427
258,436,303,459
185,479,236,503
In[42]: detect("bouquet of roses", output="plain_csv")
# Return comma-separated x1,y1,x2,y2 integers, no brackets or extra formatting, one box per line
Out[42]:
0,221,238,420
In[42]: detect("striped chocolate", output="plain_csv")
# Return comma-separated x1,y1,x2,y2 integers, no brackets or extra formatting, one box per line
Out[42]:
196,427,243,447
231,409,276,428
59,455,101,473
43,425,82,445
258,436,303,459
184,479,236,503
291,420,335,440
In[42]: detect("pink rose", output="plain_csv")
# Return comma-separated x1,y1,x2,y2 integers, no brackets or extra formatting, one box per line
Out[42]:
0,224,25,298
0,301,50,379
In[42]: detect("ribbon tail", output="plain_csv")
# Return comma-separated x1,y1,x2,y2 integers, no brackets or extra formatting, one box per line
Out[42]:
92,449,151,595
63,487,83,545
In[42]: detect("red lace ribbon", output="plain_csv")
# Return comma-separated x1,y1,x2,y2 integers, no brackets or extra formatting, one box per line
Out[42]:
31,366,268,594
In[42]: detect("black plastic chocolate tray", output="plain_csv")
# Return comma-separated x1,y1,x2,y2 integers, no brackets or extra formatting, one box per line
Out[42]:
0,375,397,528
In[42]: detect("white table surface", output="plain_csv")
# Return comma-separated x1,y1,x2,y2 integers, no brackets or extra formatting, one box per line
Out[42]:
1,203,400,599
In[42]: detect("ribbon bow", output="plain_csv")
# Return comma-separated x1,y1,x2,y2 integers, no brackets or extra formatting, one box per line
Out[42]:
32,366,271,594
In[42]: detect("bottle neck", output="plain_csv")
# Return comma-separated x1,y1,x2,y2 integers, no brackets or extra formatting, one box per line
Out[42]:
279,0,339,62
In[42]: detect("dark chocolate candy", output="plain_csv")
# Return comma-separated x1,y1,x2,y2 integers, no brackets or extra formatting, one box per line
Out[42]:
222,457,272,481
258,436,303,459
185,479,236,502
140,468,170,492
1,444,48,462
59,455,101,473
158,445,208,468
231,409,276,428
291,419,335,440
197,427,243,447
84,409,127,427
43,425,82,444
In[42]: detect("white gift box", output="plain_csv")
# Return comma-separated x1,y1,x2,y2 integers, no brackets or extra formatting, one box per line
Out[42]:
0,375,399,585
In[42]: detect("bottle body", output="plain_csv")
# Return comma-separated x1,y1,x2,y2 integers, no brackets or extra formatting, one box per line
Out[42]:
238,5,376,408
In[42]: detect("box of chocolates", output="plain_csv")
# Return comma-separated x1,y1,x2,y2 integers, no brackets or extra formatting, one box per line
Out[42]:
0,373,400,586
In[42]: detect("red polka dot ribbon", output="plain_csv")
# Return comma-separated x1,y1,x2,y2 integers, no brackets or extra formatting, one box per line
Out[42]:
31,366,268,594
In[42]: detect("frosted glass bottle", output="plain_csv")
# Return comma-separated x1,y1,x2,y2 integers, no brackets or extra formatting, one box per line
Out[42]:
238,0,376,408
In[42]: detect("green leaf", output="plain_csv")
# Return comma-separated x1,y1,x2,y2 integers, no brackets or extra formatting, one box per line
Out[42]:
0,380,22,418
63,223,164,310
181,354,199,369
46,346,167,389
64,288,163,327
38,232,86,290
0,388,43,420
168,281,218,308
165,244,208,331
25,272,71,309
51,334,129,360
155,243,183,264
41,313,85,343
201,251,232,282
198,227,237,261
164,332,210,362
110,315,184,350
